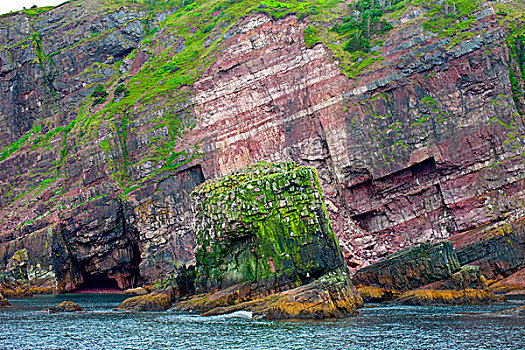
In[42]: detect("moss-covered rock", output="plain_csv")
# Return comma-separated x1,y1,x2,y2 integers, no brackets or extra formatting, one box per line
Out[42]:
43,301,83,313
356,285,400,303
117,293,172,312
184,161,361,318
192,161,346,295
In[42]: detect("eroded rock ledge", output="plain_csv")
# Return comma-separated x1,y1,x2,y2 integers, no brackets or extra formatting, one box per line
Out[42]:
353,241,503,305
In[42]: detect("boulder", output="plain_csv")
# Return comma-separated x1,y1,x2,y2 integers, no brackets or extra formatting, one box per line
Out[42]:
43,301,83,313
122,287,148,295
192,162,348,294
182,162,362,318
352,241,461,291
117,293,172,312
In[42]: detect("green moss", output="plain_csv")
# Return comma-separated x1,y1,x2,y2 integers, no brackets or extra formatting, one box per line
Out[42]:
0,124,42,161
303,25,320,48
192,162,344,292
91,84,109,105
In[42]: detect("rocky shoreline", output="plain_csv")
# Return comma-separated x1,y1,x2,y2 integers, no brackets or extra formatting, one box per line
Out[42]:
3,161,523,318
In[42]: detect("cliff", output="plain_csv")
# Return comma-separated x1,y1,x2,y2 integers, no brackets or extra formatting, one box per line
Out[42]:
0,0,524,292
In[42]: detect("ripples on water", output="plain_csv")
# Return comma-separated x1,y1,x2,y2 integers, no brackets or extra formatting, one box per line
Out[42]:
1,294,524,350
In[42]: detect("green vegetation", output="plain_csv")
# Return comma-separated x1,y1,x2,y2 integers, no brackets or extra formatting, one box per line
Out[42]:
415,0,483,40
333,0,393,53
303,25,320,48
22,5,56,16
0,124,42,161
91,84,109,105
193,161,343,290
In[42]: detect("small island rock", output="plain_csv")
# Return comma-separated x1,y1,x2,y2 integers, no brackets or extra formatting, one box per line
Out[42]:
43,301,83,313
117,293,172,312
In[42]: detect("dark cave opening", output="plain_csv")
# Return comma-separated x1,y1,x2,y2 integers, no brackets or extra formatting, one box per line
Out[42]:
73,275,123,294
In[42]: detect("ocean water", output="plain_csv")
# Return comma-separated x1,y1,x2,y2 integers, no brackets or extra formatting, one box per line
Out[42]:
1,294,524,350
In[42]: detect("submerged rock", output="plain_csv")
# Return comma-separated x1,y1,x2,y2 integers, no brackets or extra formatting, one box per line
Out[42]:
0,293,11,307
396,289,505,306
122,287,148,295
43,301,83,313
180,162,362,318
497,306,525,316
117,293,172,312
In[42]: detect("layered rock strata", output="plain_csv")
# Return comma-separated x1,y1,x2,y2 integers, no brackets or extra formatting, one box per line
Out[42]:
0,0,523,292
352,241,501,304
199,274,360,319
352,242,461,291
451,216,525,281
396,289,505,306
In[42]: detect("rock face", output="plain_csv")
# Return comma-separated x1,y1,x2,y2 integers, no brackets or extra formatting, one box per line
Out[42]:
174,162,362,318
192,162,346,295
356,285,400,303
43,301,83,313
352,242,461,291
451,216,525,281
0,0,524,292
421,265,487,291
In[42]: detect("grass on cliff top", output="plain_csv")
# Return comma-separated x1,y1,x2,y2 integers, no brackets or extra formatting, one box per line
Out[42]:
0,5,56,18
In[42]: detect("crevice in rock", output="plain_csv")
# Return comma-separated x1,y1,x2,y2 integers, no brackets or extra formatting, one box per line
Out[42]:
113,47,135,62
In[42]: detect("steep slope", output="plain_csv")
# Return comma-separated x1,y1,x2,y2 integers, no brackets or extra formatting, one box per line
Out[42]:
0,0,524,291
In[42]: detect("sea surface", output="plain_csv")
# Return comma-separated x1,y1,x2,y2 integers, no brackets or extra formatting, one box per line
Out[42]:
1,294,524,350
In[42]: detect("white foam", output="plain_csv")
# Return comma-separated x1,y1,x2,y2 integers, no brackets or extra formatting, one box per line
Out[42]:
221,310,253,319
